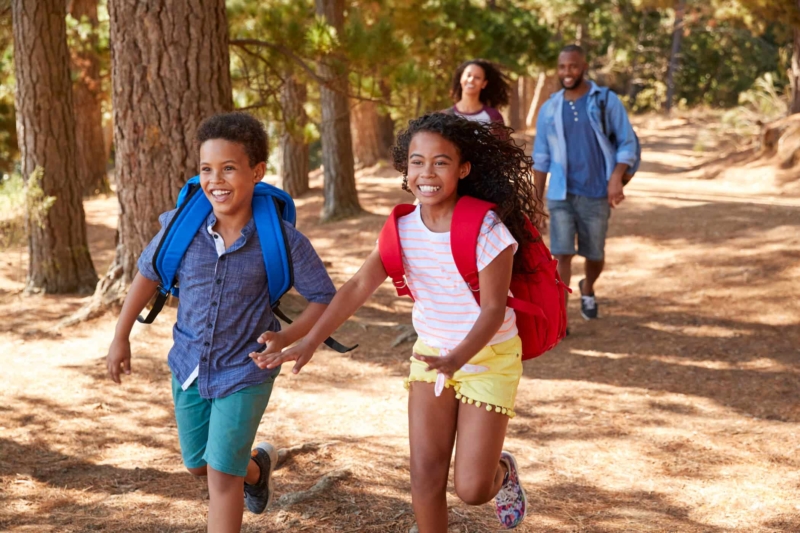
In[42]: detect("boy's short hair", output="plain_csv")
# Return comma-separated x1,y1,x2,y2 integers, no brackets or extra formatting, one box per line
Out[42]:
196,112,268,167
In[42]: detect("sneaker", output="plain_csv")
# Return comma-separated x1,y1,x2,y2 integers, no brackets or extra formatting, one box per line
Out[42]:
244,442,277,514
579,279,598,320
494,451,527,529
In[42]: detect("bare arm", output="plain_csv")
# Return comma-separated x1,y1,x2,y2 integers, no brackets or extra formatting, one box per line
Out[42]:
414,246,514,378
252,247,388,373
533,170,547,205
107,272,160,383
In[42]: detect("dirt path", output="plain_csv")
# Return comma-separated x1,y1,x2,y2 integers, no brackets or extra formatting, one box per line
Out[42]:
1,116,799,532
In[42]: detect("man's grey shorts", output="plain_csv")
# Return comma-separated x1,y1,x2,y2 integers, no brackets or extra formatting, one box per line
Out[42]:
547,194,610,261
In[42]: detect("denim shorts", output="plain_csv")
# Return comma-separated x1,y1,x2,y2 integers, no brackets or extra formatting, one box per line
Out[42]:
171,374,276,477
547,194,610,261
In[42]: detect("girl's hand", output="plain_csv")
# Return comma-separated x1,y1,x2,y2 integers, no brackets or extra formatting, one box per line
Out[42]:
250,339,316,375
107,337,132,384
413,352,487,380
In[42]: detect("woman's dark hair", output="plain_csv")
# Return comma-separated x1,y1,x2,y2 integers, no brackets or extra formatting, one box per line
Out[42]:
392,113,546,257
449,59,511,109
196,112,268,167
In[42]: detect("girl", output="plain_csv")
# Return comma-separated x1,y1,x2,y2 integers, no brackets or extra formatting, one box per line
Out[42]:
445,59,510,130
251,113,545,531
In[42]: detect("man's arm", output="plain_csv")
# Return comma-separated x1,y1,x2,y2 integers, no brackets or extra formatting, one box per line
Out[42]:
607,93,637,168
532,105,552,203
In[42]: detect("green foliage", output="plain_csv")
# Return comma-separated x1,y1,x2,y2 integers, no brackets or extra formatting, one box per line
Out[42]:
0,168,55,250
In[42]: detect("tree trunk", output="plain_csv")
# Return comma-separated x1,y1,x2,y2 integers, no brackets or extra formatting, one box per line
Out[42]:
378,82,395,153
68,0,109,195
664,0,685,113
280,75,310,198
791,25,800,114
315,0,361,222
67,0,233,318
351,99,389,168
12,0,97,294
508,77,521,132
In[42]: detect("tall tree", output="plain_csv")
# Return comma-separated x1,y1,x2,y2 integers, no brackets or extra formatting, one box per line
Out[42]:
280,74,310,197
68,0,109,195
86,0,232,309
350,99,391,168
316,0,361,221
663,0,685,112
12,0,97,293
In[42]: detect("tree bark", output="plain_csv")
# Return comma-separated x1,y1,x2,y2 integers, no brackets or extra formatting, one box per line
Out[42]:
68,0,109,195
791,24,800,114
378,81,395,154
72,0,233,315
12,0,97,294
664,0,685,113
508,77,522,132
350,99,389,168
315,0,361,221
280,75,310,198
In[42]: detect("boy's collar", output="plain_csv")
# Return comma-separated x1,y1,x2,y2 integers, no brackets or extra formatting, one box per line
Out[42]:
205,212,256,239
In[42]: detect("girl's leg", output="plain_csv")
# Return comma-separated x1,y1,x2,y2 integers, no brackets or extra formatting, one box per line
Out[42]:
408,382,459,533
207,466,245,533
452,404,509,505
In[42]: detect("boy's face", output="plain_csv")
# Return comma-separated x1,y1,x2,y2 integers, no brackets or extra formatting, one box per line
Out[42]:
406,131,470,209
199,139,265,219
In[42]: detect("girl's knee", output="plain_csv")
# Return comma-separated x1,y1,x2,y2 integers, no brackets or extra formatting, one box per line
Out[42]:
455,477,496,506
187,465,207,477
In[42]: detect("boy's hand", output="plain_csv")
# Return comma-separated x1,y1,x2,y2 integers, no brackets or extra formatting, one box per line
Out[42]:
107,337,132,384
251,339,315,375
248,331,287,369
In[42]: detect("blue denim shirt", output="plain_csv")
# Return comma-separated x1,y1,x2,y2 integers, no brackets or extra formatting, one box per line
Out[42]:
533,82,638,200
138,210,336,399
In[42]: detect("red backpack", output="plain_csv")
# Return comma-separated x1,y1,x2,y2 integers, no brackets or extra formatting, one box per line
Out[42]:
378,196,570,360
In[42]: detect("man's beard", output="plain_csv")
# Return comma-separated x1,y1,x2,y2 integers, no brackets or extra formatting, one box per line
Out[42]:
560,72,584,90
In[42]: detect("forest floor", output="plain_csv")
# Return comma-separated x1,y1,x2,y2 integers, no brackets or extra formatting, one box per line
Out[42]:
1,113,799,532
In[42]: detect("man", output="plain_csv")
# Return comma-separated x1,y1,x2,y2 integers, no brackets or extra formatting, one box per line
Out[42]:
533,44,638,322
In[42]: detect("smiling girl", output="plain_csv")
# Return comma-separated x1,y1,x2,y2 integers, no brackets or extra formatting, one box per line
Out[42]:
252,113,545,531
445,59,511,131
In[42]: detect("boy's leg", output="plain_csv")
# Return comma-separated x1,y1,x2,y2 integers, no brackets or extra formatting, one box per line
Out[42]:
408,382,458,533
452,404,509,505
204,377,277,528
171,376,212,475
207,466,245,533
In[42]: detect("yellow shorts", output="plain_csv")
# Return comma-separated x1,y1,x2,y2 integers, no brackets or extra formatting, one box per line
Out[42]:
404,335,523,418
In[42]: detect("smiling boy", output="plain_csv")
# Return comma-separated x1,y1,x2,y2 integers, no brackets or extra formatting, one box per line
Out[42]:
106,112,336,532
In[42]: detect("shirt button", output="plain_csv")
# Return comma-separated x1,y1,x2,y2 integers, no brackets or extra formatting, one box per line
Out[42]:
216,279,222,284
213,234,219,239
211,301,217,307
204,341,210,347
219,255,226,261
206,323,212,328
201,356,208,362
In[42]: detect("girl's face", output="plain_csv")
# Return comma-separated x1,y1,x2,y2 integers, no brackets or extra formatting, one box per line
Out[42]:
406,131,470,208
199,139,265,219
460,64,488,99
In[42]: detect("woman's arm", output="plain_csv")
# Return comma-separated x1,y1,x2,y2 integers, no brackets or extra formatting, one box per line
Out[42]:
413,246,514,378
251,247,388,374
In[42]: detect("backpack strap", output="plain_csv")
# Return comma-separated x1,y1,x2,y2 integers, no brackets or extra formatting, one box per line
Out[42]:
378,204,417,300
450,196,546,317
138,180,211,324
252,194,293,307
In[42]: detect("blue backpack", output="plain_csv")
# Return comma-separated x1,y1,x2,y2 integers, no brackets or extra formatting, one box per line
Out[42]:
137,176,355,353
597,87,641,184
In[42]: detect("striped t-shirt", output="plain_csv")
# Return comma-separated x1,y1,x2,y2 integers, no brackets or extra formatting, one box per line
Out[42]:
396,205,519,350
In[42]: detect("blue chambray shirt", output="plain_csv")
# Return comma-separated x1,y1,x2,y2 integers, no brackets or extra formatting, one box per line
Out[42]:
533,81,639,200
138,210,336,399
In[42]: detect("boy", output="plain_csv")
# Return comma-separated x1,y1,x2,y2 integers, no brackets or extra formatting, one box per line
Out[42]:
106,112,335,532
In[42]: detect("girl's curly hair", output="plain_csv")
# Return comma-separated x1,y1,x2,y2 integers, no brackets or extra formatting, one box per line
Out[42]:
392,113,546,256
450,59,511,109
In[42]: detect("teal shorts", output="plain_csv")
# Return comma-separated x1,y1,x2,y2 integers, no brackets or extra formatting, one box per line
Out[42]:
171,374,276,477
